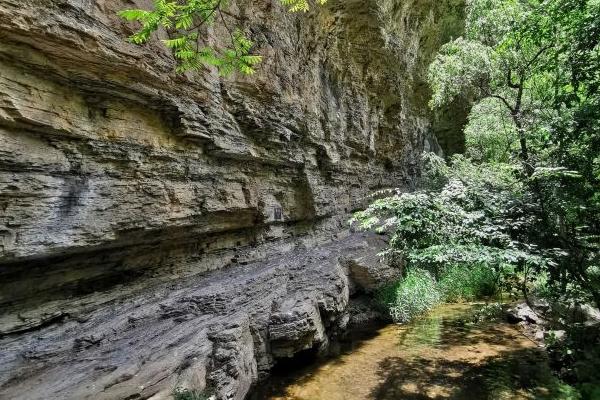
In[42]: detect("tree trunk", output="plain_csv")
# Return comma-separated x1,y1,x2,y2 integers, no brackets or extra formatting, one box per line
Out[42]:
512,76,534,175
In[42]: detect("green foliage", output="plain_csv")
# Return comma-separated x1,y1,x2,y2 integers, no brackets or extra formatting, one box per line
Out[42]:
427,0,600,164
352,153,550,281
374,282,401,315
424,0,600,309
375,263,501,323
376,268,441,323
428,38,494,109
546,324,600,400
354,153,562,322
439,264,499,302
360,155,546,321
464,98,518,163
358,0,599,392
119,0,326,75
470,302,504,323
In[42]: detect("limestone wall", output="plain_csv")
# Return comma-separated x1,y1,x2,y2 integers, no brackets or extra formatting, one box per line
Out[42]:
0,1,464,398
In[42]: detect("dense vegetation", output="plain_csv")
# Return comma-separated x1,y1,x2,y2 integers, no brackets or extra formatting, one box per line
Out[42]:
354,0,599,396
355,0,599,317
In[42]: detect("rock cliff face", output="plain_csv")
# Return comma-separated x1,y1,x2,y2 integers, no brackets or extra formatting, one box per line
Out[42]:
0,0,464,398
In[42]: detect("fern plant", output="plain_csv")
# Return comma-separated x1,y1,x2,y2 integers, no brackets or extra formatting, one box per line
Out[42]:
119,0,326,75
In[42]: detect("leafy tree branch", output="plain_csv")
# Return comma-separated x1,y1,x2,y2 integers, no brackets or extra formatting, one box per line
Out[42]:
119,0,326,75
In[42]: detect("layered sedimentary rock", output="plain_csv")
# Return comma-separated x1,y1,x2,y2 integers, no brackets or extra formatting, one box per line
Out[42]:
0,0,464,398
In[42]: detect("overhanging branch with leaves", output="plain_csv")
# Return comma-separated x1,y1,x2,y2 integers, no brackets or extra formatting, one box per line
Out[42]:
119,0,326,75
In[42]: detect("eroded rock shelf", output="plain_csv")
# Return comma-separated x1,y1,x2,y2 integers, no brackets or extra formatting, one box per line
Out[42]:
0,0,464,398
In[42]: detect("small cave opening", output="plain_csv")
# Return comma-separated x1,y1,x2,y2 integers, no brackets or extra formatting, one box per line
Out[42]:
269,346,321,377
249,346,321,399
250,326,387,399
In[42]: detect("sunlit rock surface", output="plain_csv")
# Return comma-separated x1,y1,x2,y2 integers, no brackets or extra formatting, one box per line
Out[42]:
0,0,464,398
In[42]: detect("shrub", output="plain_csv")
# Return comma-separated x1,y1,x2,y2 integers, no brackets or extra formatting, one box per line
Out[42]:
379,269,441,323
470,303,504,323
439,264,499,302
352,153,556,310
374,282,401,314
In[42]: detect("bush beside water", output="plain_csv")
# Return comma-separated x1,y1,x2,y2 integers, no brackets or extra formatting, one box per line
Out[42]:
439,264,499,302
376,269,441,323
376,264,500,324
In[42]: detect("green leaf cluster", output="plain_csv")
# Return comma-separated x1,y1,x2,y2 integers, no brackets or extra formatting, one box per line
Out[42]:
119,0,325,75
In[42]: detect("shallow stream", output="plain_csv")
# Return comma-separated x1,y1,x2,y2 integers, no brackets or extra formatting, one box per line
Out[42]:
252,303,570,399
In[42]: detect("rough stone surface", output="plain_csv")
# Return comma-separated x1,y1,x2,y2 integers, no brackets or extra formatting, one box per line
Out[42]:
1,233,383,400
507,299,600,351
506,302,545,325
340,234,402,294
0,0,464,398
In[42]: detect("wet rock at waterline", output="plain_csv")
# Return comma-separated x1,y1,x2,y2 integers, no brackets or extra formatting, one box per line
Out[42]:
506,300,600,350
506,303,545,325
0,0,465,399
1,233,384,399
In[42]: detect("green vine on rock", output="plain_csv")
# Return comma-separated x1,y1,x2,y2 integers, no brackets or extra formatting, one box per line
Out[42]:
119,0,326,76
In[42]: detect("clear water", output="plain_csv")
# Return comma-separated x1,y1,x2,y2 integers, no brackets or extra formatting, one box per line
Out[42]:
252,303,572,400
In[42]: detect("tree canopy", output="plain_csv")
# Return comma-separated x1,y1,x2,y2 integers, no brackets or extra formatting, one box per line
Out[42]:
357,0,600,319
